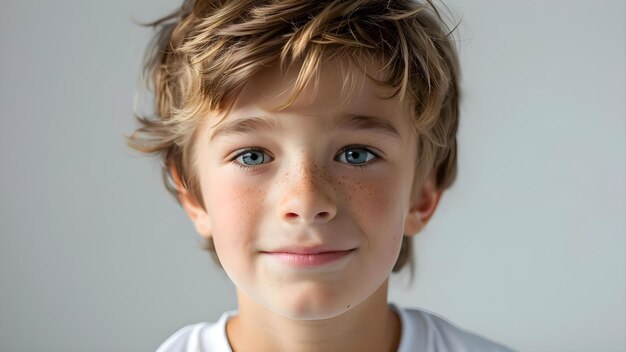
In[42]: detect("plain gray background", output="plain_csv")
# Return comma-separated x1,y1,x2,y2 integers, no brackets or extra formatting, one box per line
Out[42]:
1,0,624,351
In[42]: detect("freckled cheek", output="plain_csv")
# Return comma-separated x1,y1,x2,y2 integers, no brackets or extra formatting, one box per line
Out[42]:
343,179,405,262
344,179,400,227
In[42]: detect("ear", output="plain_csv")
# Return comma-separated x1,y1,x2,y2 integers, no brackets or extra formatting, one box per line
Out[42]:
403,172,443,236
170,165,212,239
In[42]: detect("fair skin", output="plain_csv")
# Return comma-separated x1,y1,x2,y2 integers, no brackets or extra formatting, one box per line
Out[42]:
173,58,442,352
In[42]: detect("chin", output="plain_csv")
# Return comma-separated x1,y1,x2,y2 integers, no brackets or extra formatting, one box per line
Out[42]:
264,286,364,321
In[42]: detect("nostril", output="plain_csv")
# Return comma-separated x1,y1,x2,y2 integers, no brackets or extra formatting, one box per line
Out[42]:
316,211,330,219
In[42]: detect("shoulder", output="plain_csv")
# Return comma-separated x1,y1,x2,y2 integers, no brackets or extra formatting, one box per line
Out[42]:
154,311,235,352
155,322,211,352
393,305,517,352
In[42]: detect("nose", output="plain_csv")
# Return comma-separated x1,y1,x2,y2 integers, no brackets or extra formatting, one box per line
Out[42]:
276,161,338,225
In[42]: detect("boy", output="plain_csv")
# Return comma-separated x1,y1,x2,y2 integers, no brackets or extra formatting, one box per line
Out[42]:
127,0,516,351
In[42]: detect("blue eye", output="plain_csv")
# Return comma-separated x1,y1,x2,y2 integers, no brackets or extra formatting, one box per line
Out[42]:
336,146,378,168
231,145,379,171
233,148,273,169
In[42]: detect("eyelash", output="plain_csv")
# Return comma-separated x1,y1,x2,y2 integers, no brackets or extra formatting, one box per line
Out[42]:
230,145,380,171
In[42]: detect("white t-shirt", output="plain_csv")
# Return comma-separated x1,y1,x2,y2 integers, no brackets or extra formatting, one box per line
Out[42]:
155,304,516,352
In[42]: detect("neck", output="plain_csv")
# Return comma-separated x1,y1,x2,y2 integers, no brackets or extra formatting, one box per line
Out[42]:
226,280,401,352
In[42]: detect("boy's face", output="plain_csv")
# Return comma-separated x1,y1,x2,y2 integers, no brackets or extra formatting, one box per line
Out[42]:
179,58,440,320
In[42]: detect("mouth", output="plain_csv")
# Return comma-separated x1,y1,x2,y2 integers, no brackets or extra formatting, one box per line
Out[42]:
260,248,357,267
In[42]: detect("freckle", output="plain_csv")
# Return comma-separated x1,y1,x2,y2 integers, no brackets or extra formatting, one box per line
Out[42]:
346,304,350,309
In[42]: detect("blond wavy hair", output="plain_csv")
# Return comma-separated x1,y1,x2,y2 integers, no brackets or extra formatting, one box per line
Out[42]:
126,0,461,275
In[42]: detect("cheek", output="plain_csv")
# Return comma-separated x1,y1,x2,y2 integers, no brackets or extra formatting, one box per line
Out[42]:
205,177,267,251
342,177,406,263
342,176,404,228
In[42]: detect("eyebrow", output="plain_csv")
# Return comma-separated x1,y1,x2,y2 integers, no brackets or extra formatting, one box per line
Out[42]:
209,115,281,142
209,113,401,142
330,114,401,140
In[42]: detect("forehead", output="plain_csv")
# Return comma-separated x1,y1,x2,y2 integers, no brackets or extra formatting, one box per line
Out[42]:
206,57,416,141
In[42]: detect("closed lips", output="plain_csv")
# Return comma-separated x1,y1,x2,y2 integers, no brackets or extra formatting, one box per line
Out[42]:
262,249,356,267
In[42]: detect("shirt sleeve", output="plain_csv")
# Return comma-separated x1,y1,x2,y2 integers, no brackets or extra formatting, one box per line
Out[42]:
154,324,208,352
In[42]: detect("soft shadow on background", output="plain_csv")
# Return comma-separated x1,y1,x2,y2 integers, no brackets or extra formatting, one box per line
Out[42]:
0,0,624,351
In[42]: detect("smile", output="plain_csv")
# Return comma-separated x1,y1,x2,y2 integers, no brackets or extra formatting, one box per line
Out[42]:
260,249,357,267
